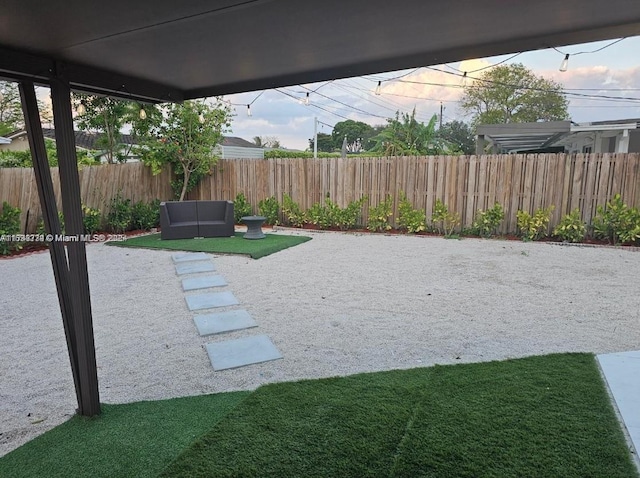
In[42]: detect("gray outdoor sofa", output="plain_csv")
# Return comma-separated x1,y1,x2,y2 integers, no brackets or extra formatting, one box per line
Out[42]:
160,200,234,240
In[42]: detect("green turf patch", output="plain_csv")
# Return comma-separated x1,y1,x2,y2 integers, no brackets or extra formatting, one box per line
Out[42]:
0,392,249,478
161,354,638,478
108,232,311,259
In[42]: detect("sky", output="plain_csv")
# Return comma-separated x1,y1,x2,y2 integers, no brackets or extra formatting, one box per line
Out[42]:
221,35,640,151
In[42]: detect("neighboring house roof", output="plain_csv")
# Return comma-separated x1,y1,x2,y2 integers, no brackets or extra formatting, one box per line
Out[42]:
5,128,136,151
477,119,640,153
222,136,262,149
6,129,258,152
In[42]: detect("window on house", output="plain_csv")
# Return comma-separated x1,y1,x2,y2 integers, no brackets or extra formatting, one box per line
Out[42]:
583,145,592,153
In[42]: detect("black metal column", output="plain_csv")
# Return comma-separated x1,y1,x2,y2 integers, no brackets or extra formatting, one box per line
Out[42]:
49,71,101,416
19,81,83,410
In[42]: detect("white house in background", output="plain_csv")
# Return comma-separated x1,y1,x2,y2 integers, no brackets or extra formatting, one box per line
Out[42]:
0,128,139,162
476,118,640,154
0,130,264,161
0,136,10,145
216,136,264,159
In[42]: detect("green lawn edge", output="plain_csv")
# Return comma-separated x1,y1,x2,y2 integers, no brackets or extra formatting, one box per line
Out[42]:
107,232,311,259
161,353,638,478
0,391,250,478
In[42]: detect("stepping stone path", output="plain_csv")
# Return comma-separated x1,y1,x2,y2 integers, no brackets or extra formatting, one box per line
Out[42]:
172,252,282,371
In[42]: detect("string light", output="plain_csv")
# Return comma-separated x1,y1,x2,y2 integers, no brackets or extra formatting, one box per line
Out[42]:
198,113,205,124
461,72,468,87
247,104,252,116
559,54,570,72
375,81,382,95
139,106,147,120
76,101,86,115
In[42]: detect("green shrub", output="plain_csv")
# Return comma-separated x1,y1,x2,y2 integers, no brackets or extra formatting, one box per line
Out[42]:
82,205,102,234
430,198,460,236
281,193,306,227
0,201,22,255
36,210,65,236
307,196,367,230
264,150,341,159
471,203,504,238
258,196,279,225
233,192,253,223
367,196,394,232
592,194,640,245
553,209,586,243
106,193,132,233
336,197,367,230
131,200,160,231
516,206,554,241
398,192,426,233
307,200,332,228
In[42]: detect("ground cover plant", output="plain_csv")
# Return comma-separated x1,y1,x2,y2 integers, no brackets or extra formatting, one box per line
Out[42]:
109,232,311,259
2,354,635,477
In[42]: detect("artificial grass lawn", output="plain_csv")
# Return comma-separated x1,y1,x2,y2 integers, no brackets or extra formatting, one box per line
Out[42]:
0,392,250,478
108,232,311,259
162,354,638,478
1,354,636,477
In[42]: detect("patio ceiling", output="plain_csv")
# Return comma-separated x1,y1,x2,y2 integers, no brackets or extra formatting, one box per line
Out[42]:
1,0,639,102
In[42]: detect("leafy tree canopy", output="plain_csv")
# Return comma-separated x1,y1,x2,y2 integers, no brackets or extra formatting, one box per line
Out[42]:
73,94,147,164
137,100,231,201
460,63,569,126
331,120,374,153
437,120,475,155
309,132,335,153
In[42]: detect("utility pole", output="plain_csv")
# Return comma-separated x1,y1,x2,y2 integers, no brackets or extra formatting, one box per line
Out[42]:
313,116,318,159
439,102,443,130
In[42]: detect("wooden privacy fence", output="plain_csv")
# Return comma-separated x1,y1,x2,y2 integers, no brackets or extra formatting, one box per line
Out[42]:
0,162,173,233
190,153,640,233
1,154,639,234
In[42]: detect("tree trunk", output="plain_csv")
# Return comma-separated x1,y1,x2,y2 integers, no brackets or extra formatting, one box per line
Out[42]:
179,169,190,201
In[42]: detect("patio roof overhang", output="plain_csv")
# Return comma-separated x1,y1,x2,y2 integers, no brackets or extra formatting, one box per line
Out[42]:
476,121,573,153
1,0,640,102
3,0,640,418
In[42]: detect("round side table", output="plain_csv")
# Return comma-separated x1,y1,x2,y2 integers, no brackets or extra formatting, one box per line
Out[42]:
241,215,267,239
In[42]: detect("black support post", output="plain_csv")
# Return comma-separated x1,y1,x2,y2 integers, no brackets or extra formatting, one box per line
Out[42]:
18,81,83,410
48,71,101,416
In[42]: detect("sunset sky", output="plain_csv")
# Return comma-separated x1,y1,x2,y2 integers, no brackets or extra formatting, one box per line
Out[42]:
222,35,640,150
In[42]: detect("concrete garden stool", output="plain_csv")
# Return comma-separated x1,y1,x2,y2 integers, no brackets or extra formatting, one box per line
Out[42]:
241,215,266,239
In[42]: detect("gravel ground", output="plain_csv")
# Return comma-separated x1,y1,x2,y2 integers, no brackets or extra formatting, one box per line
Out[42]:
1,230,640,457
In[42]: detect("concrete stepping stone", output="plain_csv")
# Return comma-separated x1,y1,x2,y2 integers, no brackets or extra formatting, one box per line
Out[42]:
175,261,215,275
185,291,239,311
205,335,283,371
597,350,640,457
193,310,258,336
182,275,228,291
172,252,210,263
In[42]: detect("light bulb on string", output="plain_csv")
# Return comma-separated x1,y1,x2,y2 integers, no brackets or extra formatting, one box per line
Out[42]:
559,54,570,72
304,92,310,105
247,104,252,116
76,102,86,116
139,106,147,120
375,81,382,95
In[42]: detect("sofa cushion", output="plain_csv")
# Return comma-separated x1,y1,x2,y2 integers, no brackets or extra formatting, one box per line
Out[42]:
166,201,198,222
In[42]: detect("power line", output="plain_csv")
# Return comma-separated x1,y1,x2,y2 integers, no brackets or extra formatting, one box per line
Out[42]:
300,85,388,119
275,88,352,121
552,37,626,56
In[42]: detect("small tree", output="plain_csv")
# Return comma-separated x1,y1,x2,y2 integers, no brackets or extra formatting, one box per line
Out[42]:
461,64,569,126
139,100,231,201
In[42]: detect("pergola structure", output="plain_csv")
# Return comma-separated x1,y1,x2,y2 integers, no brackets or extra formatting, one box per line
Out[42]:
1,0,640,416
